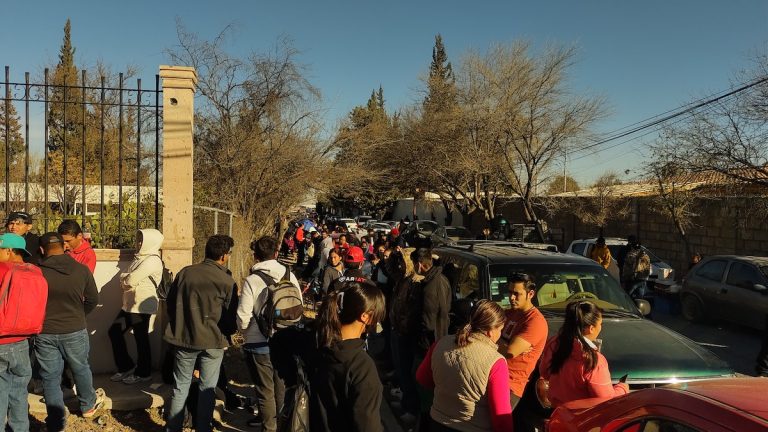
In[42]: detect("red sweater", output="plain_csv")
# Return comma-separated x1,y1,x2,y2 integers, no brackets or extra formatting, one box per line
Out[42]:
538,337,628,408
68,241,96,273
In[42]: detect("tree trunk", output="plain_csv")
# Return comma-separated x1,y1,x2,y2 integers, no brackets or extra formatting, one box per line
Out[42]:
441,199,453,226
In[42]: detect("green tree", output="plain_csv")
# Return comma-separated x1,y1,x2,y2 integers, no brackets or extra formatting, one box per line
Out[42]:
0,99,25,178
544,175,581,195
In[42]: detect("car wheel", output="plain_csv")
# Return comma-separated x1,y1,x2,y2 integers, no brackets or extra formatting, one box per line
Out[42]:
681,295,704,322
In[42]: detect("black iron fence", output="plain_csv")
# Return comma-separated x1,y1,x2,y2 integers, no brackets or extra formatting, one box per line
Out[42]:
1,66,162,247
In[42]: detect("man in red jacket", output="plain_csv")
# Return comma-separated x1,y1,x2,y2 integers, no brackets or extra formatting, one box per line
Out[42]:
57,220,96,273
0,233,48,431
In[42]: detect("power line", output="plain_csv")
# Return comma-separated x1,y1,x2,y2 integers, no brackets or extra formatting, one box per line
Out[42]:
573,76,768,158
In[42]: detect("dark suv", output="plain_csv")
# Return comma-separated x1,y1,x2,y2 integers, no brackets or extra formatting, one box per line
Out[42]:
434,243,733,429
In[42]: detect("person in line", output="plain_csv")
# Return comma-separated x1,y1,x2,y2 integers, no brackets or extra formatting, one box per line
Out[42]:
0,233,48,431
590,237,612,270
538,301,628,408
57,220,96,273
36,232,103,430
237,236,301,431
498,273,548,411
311,279,386,432
416,300,513,432
621,239,650,299
5,211,41,264
163,235,236,432
330,246,369,292
616,235,636,280
108,229,164,384
321,248,344,294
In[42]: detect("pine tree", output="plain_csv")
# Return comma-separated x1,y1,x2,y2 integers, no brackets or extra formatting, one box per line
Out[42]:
0,99,25,176
424,34,456,112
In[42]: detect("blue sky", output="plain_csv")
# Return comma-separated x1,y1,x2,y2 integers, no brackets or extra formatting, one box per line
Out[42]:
1,0,766,186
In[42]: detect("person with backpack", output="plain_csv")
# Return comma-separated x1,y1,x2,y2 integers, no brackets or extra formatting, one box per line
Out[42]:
621,239,651,299
311,278,386,432
107,229,164,385
237,236,302,431
0,233,48,431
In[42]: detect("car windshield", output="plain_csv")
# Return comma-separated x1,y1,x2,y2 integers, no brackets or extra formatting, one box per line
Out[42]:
445,227,473,238
489,264,638,314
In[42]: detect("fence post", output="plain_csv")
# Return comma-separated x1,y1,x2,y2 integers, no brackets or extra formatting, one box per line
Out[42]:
159,66,197,275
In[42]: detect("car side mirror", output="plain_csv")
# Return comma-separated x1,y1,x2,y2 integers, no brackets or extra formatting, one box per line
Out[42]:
635,299,652,316
755,284,767,293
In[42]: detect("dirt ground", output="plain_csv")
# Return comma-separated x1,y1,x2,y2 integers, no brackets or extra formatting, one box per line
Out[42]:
28,349,255,432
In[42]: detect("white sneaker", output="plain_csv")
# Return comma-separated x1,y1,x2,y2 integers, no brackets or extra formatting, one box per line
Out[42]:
110,370,133,382
122,374,152,385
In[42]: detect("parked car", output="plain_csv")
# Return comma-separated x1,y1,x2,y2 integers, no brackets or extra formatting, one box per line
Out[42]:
361,219,379,229
336,218,358,232
680,255,768,330
566,238,676,291
380,220,398,228
355,215,373,225
434,243,733,431
430,226,475,246
402,220,439,248
369,222,391,235
547,377,768,432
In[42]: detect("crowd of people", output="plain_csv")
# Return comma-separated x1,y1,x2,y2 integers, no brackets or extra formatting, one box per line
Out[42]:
0,211,633,432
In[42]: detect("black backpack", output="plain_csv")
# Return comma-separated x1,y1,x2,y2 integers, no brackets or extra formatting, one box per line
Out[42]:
149,255,174,300
252,265,304,338
277,356,310,432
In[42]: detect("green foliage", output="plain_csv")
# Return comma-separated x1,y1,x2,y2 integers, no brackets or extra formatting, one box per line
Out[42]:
545,175,581,195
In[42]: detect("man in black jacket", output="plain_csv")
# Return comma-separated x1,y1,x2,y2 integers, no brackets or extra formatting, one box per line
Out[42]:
411,248,451,355
164,235,236,432
6,211,41,264
35,232,102,431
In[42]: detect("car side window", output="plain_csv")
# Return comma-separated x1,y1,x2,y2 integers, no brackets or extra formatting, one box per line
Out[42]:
571,242,586,255
457,262,480,301
726,262,764,290
695,260,727,282
632,418,700,432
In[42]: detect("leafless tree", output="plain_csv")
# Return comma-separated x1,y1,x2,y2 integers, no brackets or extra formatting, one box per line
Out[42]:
168,22,329,237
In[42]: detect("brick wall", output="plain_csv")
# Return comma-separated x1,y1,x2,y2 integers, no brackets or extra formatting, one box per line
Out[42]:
483,196,768,282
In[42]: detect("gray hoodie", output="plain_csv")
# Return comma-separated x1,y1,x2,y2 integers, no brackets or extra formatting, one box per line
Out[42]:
121,229,164,314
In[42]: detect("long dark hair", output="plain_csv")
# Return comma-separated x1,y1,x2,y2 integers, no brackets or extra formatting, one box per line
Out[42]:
455,300,505,347
317,279,386,348
549,301,602,375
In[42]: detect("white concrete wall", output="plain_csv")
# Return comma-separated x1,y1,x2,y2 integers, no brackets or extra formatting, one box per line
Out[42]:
88,249,163,374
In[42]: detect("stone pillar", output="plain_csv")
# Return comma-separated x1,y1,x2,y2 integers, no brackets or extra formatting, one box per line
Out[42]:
159,66,197,275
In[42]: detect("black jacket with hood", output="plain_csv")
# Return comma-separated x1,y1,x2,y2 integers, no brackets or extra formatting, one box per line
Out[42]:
39,253,99,334
415,265,452,354
310,338,383,432
163,258,236,350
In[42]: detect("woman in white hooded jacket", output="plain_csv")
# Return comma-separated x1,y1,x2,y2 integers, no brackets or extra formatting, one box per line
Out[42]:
108,228,164,384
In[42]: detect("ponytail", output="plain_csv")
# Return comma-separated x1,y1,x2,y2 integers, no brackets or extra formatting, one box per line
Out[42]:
454,300,505,348
316,279,386,348
549,301,602,375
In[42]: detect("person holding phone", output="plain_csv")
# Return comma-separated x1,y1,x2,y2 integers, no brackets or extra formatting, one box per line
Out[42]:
538,301,628,408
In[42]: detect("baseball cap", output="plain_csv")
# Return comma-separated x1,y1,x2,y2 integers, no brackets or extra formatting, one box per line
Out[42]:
0,233,31,257
344,246,365,264
6,211,32,224
39,232,65,248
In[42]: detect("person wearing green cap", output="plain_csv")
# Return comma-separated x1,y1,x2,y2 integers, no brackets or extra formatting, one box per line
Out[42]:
0,233,48,431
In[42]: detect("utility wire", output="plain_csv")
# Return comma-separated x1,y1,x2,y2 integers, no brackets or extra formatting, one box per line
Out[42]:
573,76,768,157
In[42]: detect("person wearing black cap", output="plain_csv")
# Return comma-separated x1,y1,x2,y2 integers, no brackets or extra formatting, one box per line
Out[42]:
6,211,41,265
35,232,103,429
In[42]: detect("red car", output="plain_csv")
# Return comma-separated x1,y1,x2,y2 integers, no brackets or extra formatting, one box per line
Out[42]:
547,378,768,432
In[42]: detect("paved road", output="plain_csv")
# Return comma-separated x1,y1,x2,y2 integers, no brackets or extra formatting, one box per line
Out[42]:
650,296,763,376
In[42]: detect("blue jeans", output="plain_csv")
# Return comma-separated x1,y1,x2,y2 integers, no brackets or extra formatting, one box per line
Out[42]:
165,347,224,432
0,339,32,431
35,330,97,430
